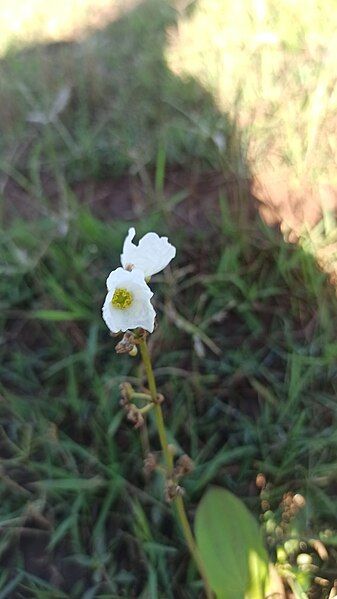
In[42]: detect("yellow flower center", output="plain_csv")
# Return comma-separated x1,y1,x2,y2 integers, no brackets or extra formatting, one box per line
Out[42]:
111,288,133,310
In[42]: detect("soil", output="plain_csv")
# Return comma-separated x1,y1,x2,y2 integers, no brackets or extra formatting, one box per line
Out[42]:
2,168,254,242
252,165,337,242
4,165,337,245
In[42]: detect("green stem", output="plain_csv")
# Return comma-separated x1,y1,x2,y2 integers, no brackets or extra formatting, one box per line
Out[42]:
139,403,155,415
175,495,214,599
139,337,173,472
131,391,152,403
138,337,213,599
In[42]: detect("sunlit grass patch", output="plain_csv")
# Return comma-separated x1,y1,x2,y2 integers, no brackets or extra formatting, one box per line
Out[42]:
167,0,337,186
0,0,139,54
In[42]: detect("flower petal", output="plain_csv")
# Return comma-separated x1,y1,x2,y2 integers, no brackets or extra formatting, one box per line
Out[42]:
106,266,152,292
102,268,156,333
120,228,176,277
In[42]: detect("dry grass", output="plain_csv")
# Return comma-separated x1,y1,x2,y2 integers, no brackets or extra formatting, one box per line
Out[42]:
167,0,337,185
167,0,337,282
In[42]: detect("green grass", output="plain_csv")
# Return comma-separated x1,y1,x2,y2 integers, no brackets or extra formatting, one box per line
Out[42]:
0,0,225,194
2,198,337,596
2,0,337,597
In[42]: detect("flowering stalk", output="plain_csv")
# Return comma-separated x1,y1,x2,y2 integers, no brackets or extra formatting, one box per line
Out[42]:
103,228,212,597
138,337,213,599
139,338,173,471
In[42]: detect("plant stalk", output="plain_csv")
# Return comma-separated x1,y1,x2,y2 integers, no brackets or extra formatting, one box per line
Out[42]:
138,337,213,599
139,337,173,472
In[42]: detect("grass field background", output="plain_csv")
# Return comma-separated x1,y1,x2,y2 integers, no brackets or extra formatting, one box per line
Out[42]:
2,1,337,597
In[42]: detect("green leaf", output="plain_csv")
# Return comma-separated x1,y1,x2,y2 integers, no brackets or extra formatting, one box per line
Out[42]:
195,487,269,599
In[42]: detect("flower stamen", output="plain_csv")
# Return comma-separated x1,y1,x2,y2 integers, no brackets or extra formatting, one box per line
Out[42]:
111,288,133,309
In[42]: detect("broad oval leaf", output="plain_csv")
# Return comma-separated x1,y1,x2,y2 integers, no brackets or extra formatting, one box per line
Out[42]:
195,487,269,599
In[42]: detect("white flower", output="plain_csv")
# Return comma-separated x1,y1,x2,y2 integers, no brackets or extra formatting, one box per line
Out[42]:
102,267,156,333
120,227,176,278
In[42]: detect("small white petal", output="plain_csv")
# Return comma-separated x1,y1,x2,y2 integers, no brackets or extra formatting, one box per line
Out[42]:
106,265,148,291
120,227,176,277
102,267,156,333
